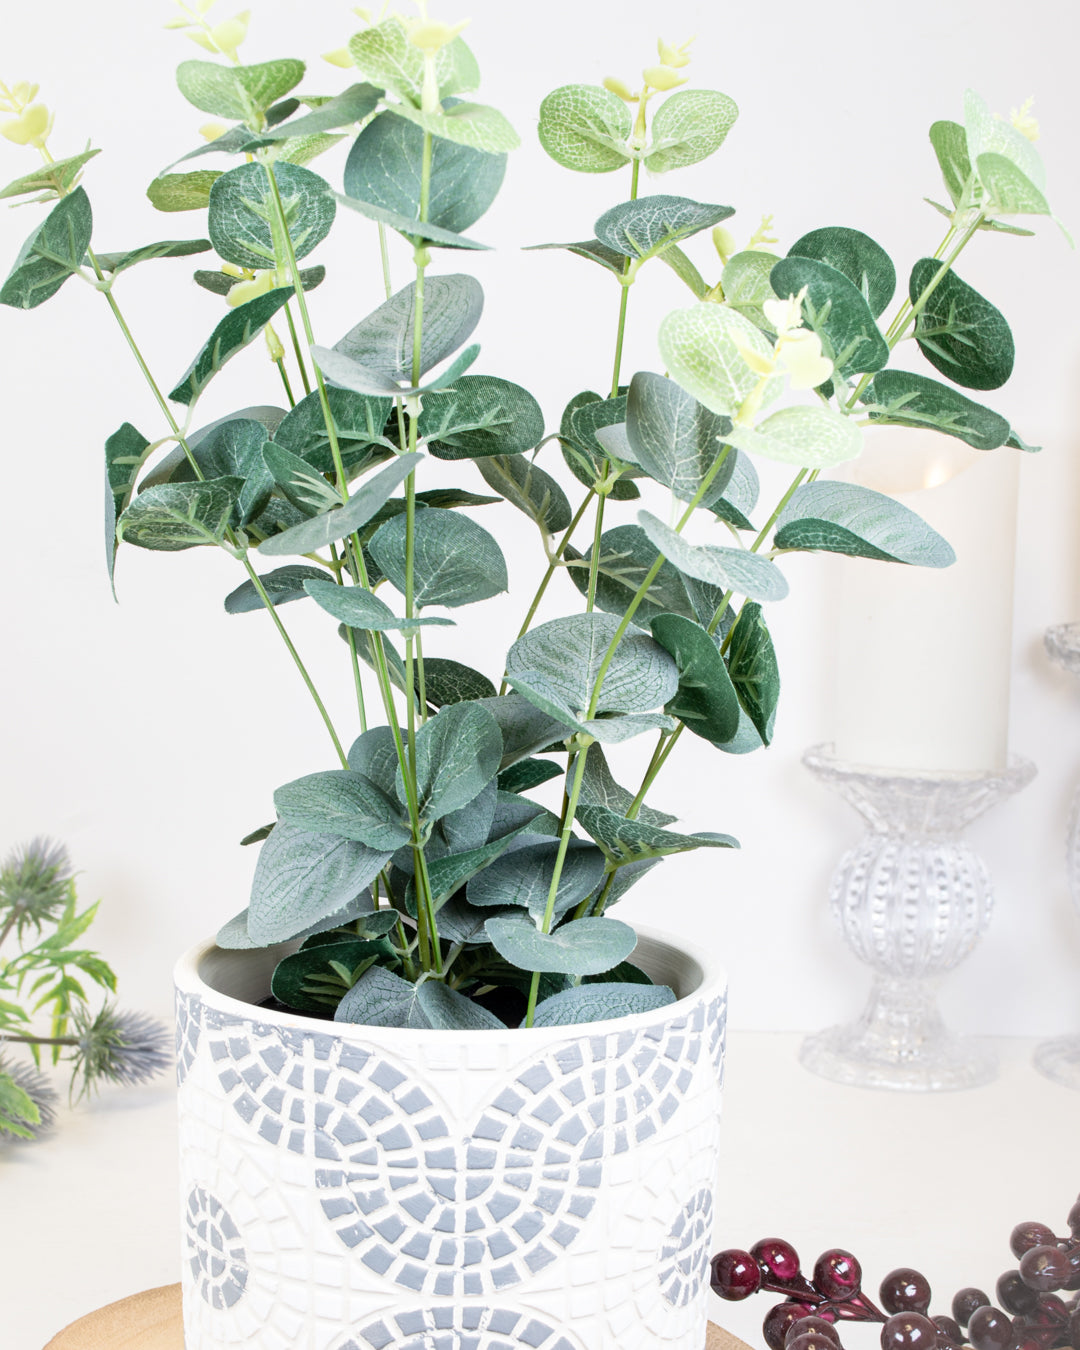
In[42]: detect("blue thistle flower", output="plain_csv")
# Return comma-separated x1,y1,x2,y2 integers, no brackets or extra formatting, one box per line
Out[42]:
0,1055,58,1142
70,1005,172,1098
0,836,74,942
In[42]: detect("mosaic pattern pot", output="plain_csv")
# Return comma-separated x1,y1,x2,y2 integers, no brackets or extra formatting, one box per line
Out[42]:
174,927,727,1349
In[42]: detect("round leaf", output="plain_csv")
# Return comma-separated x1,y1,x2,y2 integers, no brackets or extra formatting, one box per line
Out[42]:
773,481,956,567
637,511,790,603
650,613,741,746
369,509,507,608
532,982,676,1027
208,161,335,271
538,84,633,173
727,405,863,470
484,913,638,975
626,370,733,501
595,195,734,260
909,259,1014,391
401,699,504,822
787,226,896,319
645,88,738,174
770,255,889,376
658,303,784,419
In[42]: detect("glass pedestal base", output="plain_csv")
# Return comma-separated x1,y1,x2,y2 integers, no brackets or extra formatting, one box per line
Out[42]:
1033,1034,1080,1090
798,977,997,1091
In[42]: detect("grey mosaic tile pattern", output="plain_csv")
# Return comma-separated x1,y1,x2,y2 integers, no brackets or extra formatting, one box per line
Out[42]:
184,1185,248,1311
658,1187,714,1308
193,994,724,1300
175,989,202,1086
339,1305,586,1349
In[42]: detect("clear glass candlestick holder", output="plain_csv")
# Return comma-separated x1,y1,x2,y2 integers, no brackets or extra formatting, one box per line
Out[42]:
800,745,1036,1092
1034,622,1080,1089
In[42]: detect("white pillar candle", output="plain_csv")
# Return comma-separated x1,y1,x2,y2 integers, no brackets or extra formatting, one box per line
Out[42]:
830,426,1020,774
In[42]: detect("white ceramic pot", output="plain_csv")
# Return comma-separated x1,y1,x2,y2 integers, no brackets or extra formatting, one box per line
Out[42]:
174,926,727,1350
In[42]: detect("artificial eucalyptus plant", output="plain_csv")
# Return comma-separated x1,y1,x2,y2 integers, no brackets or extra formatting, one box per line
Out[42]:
0,3,1062,1030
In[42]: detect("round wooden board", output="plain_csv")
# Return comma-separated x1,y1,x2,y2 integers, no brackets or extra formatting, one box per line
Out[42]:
43,1284,742,1350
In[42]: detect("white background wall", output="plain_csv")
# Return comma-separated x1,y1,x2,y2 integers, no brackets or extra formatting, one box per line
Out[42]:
1,0,1078,1038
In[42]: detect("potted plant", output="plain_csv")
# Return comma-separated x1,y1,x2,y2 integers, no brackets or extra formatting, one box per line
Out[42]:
0,2,1058,1343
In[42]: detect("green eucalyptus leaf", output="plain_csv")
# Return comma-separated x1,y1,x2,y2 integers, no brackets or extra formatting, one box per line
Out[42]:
706,449,760,530
334,191,489,250
787,226,896,319
467,840,606,923
478,694,574,769
774,481,956,567
277,131,349,168
419,659,498,708
208,161,335,271
116,477,242,551
505,613,678,731
105,422,153,587
626,370,734,502
863,369,1011,450
0,187,92,309
533,981,676,1027
437,777,498,855
645,88,738,173
433,895,503,945
248,823,391,944
420,376,544,460
1006,429,1040,453
497,758,563,794
595,195,734,261
930,120,973,208
416,980,506,1030
261,441,341,516
485,912,637,975
147,170,221,212
271,937,395,1014
343,107,505,236
720,250,780,331
964,88,1047,194
274,769,411,849
225,564,328,614
650,612,741,746
258,83,382,141
475,454,571,534
335,964,428,1028
0,147,100,201
92,238,211,275
910,259,1014,391
770,255,889,375
419,832,527,908
369,508,507,607
726,405,863,470
274,385,394,471
163,417,274,526
726,601,779,745
257,452,422,556
216,891,374,949
576,802,737,865
392,101,520,154
657,242,709,298
400,700,503,823
562,392,639,499
333,274,483,384
304,580,454,634
347,725,406,797
579,743,676,828
637,511,789,602
349,16,478,105
176,58,305,121
571,524,726,627
976,151,1051,216
658,302,784,418
538,84,633,173
168,287,294,405
526,237,629,276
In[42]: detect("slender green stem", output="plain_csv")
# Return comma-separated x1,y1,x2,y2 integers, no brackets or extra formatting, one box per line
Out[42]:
377,222,394,300
0,1032,77,1048
585,490,607,613
282,299,312,397
524,745,590,1027
415,629,429,723
274,357,296,407
331,542,368,733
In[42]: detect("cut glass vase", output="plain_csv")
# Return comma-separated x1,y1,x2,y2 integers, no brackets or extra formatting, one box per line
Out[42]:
801,745,1035,1092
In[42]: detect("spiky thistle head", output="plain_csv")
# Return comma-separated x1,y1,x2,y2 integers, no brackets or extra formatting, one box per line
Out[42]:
0,837,74,942
0,1055,58,1142
69,1005,172,1099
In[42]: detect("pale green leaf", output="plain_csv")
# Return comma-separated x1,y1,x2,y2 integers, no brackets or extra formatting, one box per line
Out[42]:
645,87,738,172
626,369,733,501
595,195,734,260
658,302,783,418
349,17,478,105
537,84,633,173
393,101,520,154
637,511,789,601
176,58,306,122
726,405,863,469
147,170,221,213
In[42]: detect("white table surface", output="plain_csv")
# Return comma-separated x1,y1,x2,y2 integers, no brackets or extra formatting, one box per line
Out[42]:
4,1031,1078,1350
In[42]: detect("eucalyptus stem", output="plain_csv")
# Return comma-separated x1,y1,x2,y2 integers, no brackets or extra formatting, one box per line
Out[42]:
282,299,312,396
332,541,368,733
524,744,590,1027
274,357,296,407
377,221,394,300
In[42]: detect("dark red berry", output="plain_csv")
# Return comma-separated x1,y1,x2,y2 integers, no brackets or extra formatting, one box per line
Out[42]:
967,1305,1015,1350
712,1249,762,1300
1067,1199,1080,1239
933,1316,964,1347
754,1239,804,1285
1068,1302,1080,1350
787,1317,841,1346
1011,1225,1057,1259
1019,1246,1071,1293
815,1249,863,1302
997,1271,1039,1315
1030,1293,1069,1325
1063,1245,1080,1292
882,1270,933,1315
953,1290,992,1328
765,1303,817,1350
881,1313,939,1350
788,1335,839,1350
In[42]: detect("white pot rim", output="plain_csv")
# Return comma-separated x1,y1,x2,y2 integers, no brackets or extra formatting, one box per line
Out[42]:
175,923,726,1044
